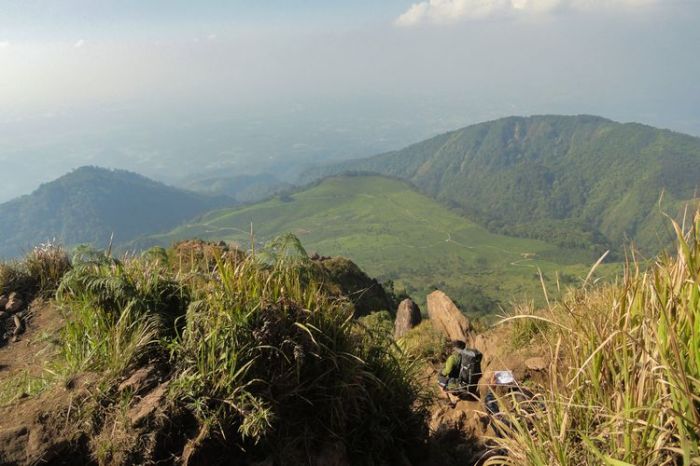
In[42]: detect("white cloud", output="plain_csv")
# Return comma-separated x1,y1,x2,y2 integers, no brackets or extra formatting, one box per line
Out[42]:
73,39,85,48
395,0,658,26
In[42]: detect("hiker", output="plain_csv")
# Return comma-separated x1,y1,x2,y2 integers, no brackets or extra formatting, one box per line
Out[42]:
438,340,482,406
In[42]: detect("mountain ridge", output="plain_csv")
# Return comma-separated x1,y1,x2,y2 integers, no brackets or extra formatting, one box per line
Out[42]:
305,114,700,254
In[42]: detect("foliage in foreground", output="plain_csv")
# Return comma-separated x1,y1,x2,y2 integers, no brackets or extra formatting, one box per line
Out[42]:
36,238,428,464
0,242,71,300
489,213,700,465
172,240,429,464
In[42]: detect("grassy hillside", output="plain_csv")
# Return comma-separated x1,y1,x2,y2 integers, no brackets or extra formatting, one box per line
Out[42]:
0,166,232,259
140,175,611,316
307,115,700,255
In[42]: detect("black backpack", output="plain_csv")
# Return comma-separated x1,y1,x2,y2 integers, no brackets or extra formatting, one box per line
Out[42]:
457,348,483,387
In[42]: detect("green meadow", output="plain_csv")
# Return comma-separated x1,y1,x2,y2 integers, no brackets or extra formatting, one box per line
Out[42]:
145,175,614,316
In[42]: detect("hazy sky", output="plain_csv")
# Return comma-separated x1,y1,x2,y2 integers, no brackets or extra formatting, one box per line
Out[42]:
1,0,699,201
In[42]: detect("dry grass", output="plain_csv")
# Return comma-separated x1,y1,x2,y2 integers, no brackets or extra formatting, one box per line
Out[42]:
487,212,700,465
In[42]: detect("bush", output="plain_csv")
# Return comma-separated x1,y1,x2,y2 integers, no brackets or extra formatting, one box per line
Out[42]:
56,247,189,375
58,247,189,332
25,243,72,297
398,321,448,363
172,247,429,464
0,242,71,300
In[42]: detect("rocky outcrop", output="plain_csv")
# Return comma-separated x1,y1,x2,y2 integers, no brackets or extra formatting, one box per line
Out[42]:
313,256,394,317
426,291,471,341
394,298,422,339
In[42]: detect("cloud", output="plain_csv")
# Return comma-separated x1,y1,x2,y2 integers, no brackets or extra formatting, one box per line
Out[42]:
395,0,657,26
73,39,85,48
0,41,9,48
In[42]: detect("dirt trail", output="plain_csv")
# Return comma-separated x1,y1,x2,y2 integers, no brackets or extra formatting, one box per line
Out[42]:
423,324,550,465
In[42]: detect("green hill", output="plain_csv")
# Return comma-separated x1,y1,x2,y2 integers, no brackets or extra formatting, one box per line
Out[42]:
140,175,610,316
307,115,700,255
0,166,232,259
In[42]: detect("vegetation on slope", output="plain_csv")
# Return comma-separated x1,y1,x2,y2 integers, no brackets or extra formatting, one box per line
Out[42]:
489,213,700,465
139,175,609,316
0,166,232,259
308,115,700,255
0,238,428,465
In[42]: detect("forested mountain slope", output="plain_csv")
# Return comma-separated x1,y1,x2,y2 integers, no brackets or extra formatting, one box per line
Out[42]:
307,115,700,254
0,166,232,258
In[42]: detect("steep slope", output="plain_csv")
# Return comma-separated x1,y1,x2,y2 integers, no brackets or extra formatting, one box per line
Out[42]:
0,166,232,258
307,115,700,254
139,175,609,316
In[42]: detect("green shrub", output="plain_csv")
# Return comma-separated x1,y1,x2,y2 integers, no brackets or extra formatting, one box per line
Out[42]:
24,243,72,297
58,247,189,334
0,242,71,301
398,320,447,363
172,247,429,464
56,247,188,376
60,299,158,375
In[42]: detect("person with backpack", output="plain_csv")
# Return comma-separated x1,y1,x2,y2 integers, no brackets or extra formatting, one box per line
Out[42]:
438,340,483,406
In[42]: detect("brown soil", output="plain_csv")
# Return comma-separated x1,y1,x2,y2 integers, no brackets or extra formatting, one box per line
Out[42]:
0,301,64,381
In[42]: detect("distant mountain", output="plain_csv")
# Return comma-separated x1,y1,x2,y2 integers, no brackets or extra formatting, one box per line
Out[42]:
0,166,232,258
307,115,700,254
182,173,292,203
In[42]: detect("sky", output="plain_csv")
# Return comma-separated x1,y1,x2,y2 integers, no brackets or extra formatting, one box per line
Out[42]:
0,0,699,201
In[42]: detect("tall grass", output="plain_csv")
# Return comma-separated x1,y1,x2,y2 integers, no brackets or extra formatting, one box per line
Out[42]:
56,247,188,375
0,242,71,299
172,241,429,464
488,213,700,465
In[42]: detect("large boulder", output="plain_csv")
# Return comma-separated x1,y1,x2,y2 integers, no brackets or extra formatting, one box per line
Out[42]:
426,290,471,341
394,298,422,339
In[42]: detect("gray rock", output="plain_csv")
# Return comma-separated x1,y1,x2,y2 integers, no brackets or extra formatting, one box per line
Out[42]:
394,298,422,339
426,290,471,341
